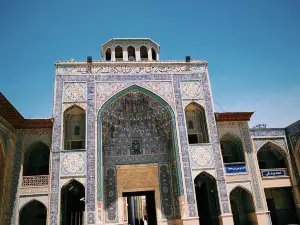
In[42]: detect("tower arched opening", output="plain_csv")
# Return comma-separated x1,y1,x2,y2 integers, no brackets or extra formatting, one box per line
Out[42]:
194,172,220,225
140,46,148,60
105,48,111,61
127,46,136,61
115,46,123,60
185,103,209,144
60,180,85,225
151,48,157,61
19,200,47,225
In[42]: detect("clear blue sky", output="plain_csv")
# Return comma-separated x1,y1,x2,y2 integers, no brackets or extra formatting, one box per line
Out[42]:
0,0,299,127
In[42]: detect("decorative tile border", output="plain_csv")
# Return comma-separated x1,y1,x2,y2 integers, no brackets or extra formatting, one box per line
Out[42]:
201,74,230,214
56,64,205,76
252,138,287,152
159,164,174,219
87,81,96,223
49,76,63,225
103,167,118,223
250,129,285,137
173,77,197,217
96,81,175,111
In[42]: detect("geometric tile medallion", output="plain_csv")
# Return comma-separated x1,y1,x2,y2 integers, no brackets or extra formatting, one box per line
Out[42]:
60,151,86,176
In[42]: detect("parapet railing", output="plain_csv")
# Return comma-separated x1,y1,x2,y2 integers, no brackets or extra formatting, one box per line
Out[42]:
22,175,49,187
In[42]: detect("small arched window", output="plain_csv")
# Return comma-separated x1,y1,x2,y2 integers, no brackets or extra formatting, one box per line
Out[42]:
64,106,86,150
140,46,148,60
115,46,123,60
105,48,111,61
128,46,136,61
151,48,157,61
185,103,209,144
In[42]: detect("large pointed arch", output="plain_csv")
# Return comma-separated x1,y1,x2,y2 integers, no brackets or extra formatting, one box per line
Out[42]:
257,141,288,172
97,85,183,201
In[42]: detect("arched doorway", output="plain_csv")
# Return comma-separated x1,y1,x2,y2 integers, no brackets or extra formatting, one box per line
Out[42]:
230,187,257,225
19,200,47,225
99,86,182,224
60,180,85,225
194,172,220,225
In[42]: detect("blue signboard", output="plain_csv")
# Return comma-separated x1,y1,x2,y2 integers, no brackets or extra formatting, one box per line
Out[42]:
225,163,247,174
261,170,285,177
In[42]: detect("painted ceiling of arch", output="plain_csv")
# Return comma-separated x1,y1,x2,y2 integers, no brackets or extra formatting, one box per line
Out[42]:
101,91,173,157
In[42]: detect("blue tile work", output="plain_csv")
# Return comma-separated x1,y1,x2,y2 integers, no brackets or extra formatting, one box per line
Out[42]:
103,167,118,223
97,85,184,222
201,74,230,214
103,154,169,166
49,76,63,225
286,120,300,135
250,128,286,137
97,85,184,202
172,75,198,217
51,64,207,223
87,81,96,223
285,121,300,188
170,160,181,218
159,163,174,219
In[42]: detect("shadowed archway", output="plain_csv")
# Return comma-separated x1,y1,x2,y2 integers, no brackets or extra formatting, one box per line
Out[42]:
60,179,85,225
19,200,47,225
230,187,257,225
194,172,220,225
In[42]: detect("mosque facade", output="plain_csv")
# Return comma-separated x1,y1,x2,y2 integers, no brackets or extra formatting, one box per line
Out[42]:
0,38,300,225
